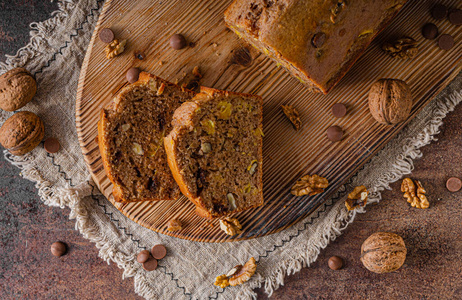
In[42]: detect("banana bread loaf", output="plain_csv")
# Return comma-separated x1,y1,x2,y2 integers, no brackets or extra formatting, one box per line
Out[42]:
164,87,263,219
224,0,407,94
98,72,195,202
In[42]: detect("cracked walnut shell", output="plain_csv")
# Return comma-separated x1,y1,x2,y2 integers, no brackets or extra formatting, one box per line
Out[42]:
166,219,182,232
105,39,127,59
291,174,328,196
345,185,368,211
368,79,412,125
219,217,242,236
401,178,429,209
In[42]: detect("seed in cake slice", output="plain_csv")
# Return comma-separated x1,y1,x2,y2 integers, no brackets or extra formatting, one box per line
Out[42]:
165,87,263,219
98,72,195,202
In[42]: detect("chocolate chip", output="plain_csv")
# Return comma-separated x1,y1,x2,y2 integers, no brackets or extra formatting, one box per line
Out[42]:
448,9,462,25
312,32,327,48
51,241,67,257
142,256,158,271
137,250,151,263
169,34,187,50
326,125,343,142
44,137,60,153
99,28,115,43
431,4,447,20
422,23,438,40
134,51,146,60
328,256,343,270
126,67,140,83
230,47,252,67
331,103,347,118
151,244,167,260
446,177,462,192
438,34,454,50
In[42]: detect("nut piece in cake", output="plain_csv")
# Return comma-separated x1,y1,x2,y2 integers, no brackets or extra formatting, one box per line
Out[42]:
368,79,412,125
291,174,329,196
166,219,182,232
401,178,429,209
345,185,368,211
219,217,242,236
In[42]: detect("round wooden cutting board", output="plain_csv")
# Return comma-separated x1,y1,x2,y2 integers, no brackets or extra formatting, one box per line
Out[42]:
76,0,462,242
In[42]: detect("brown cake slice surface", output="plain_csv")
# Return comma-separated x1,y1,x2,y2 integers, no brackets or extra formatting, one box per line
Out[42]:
165,87,263,219
98,72,195,202
224,0,407,94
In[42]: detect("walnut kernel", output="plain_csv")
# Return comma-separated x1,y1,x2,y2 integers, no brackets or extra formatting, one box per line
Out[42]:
219,217,242,236
229,257,257,286
167,219,182,232
382,37,418,59
291,174,329,196
105,39,127,59
214,274,230,288
281,105,302,130
345,185,368,211
401,178,429,209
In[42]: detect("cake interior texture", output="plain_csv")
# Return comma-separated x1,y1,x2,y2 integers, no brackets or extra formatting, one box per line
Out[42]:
224,0,407,93
167,88,263,218
99,74,194,202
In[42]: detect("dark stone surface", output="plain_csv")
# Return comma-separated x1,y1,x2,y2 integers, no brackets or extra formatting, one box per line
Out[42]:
1,1,461,299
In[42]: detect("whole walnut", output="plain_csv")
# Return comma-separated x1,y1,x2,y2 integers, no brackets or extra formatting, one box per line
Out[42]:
0,68,37,111
0,111,44,155
368,79,412,125
360,232,407,274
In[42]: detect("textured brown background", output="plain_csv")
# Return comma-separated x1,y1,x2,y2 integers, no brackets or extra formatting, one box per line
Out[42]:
0,1,461,299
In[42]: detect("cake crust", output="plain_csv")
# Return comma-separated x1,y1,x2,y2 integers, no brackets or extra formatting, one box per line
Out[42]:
224,0,408,94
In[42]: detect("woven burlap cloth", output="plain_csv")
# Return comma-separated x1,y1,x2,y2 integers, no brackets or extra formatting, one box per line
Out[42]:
1,1,461,299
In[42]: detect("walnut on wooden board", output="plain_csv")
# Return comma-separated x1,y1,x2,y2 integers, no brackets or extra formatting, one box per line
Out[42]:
401,178,429,209
219,217,242,236
345,185,368,211
166,219,182,232
382,37,418,59
214,257,257,288
105,39,127,59
291,174,329,196
368,79,412,125
281,105,302,130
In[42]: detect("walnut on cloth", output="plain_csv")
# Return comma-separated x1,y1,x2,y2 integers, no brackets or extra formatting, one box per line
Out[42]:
291,174,329,196
345,185,368,211
219,217,242,236
214,257,257,288
401,178,429,209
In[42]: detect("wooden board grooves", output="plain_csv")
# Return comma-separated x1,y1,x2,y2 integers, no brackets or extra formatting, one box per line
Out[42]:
76,0,462,242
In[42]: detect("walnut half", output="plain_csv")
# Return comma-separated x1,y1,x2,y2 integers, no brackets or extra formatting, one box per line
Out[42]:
291,174,329,196
345,185,368,211
105,39,127,59
401,178,429,209
219,217,242,236
166,219,182,232
214,257,257,288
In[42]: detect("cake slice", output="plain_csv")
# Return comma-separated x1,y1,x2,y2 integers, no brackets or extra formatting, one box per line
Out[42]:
164,87,263,219
98,72,195,202
224,0,407,94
